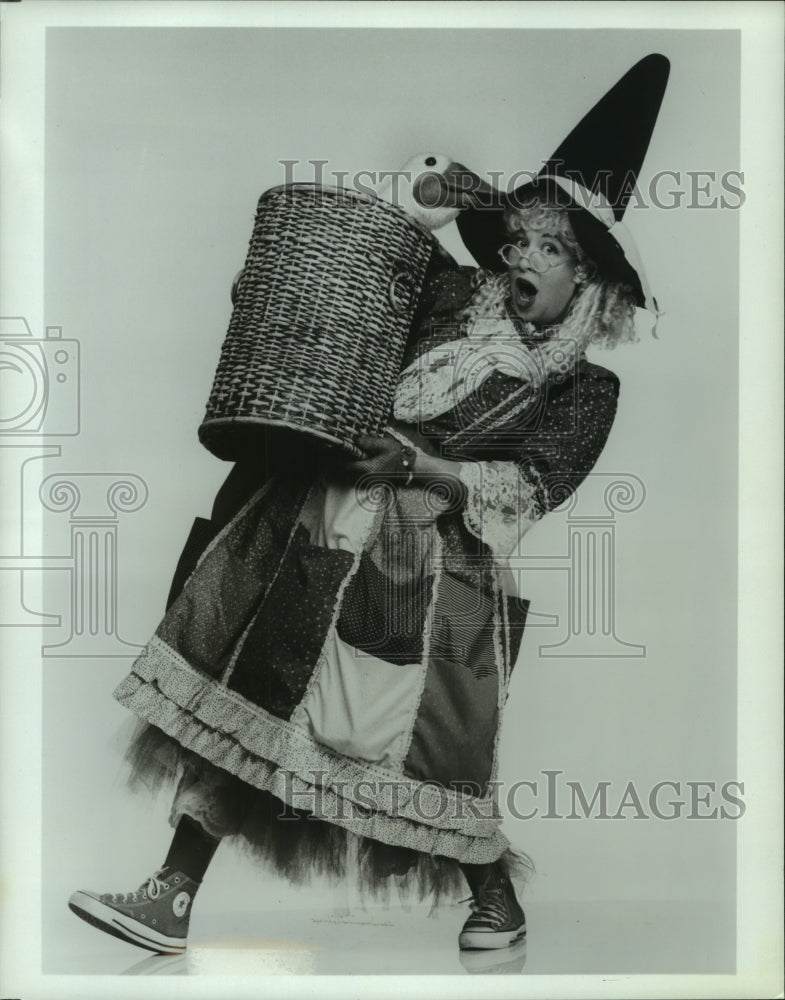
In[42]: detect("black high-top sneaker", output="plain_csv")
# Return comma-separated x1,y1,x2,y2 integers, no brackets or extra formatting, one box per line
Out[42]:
68,866,198,954
458,869,526,950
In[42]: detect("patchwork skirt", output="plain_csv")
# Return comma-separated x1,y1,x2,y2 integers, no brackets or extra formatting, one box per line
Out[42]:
114,466,531,899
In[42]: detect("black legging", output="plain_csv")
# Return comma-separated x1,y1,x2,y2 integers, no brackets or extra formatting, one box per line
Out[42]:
163,815,220,883
164,813,498,896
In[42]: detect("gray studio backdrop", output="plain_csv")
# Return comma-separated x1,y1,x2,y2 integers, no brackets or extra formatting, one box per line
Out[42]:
39,27,739,972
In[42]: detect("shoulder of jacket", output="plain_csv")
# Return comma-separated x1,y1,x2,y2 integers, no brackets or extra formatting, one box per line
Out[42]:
577,357,621,395
417,260,479,317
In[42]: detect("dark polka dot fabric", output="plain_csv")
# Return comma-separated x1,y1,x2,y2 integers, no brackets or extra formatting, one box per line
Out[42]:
228,524,355,718
336,551,432,664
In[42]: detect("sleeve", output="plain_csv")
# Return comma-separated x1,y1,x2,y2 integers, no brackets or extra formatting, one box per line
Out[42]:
452,364,620,557
400,263,479,368
456,459,542,558
512,364,620,518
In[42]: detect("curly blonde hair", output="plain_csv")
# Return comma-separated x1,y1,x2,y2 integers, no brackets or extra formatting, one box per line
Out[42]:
503,203,638,350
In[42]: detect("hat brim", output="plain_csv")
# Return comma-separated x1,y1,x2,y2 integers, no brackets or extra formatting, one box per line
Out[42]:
457,179,645,308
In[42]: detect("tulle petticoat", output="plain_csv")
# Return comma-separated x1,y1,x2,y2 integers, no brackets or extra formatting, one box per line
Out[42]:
123,720,532,906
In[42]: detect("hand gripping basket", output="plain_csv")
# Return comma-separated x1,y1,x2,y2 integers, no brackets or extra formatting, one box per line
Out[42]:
198,183,437,460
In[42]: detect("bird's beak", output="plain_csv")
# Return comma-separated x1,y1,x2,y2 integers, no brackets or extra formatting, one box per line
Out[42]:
440,161,500,210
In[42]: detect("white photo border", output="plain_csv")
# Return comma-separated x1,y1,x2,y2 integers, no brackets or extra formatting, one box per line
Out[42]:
0,2,782,998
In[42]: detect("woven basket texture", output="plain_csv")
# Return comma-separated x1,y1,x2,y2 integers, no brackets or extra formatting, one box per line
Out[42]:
199,184,436,459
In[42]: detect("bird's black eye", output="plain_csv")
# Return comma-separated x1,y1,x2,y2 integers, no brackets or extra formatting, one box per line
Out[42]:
425,156,437,167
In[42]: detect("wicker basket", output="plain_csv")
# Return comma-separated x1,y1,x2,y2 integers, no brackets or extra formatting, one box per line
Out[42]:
198,183,437,459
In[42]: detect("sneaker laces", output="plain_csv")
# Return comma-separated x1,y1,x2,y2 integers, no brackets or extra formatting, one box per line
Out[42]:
469,886,508,922
110,868,171,904
143,869,170,900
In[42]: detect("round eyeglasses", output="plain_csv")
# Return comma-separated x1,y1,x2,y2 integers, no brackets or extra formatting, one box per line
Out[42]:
498,242,570,274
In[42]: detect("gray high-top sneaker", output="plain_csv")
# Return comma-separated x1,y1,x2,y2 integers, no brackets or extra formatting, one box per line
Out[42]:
458,869,526,950
68,866,198,954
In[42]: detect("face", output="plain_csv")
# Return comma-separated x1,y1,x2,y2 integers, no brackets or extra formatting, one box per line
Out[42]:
504,227,579,327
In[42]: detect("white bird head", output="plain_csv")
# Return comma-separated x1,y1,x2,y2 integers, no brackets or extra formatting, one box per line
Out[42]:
377,153,493,231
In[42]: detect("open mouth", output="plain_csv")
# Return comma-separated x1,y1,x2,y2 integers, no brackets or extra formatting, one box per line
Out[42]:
512,276,538,311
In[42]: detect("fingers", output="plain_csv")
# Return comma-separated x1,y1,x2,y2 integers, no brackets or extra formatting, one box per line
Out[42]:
343,454,372,473
342,434,401,480
355,434,393,455
342,458,384,483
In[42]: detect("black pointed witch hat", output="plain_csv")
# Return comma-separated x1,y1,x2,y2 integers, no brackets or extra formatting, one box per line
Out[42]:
457,54,670,311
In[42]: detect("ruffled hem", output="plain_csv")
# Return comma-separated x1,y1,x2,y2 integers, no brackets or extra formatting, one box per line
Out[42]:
114,636,506,854
123,721,533,906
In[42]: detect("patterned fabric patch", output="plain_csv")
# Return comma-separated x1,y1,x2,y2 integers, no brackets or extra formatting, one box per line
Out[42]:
430,571,498,679
165,517,218,611
336,551,431,665
156,477,308,681
404,647,499,793
504,593,530,673
227,524,355,718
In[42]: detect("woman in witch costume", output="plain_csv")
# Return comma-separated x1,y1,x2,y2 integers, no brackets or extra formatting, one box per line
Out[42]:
68,55,670,955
